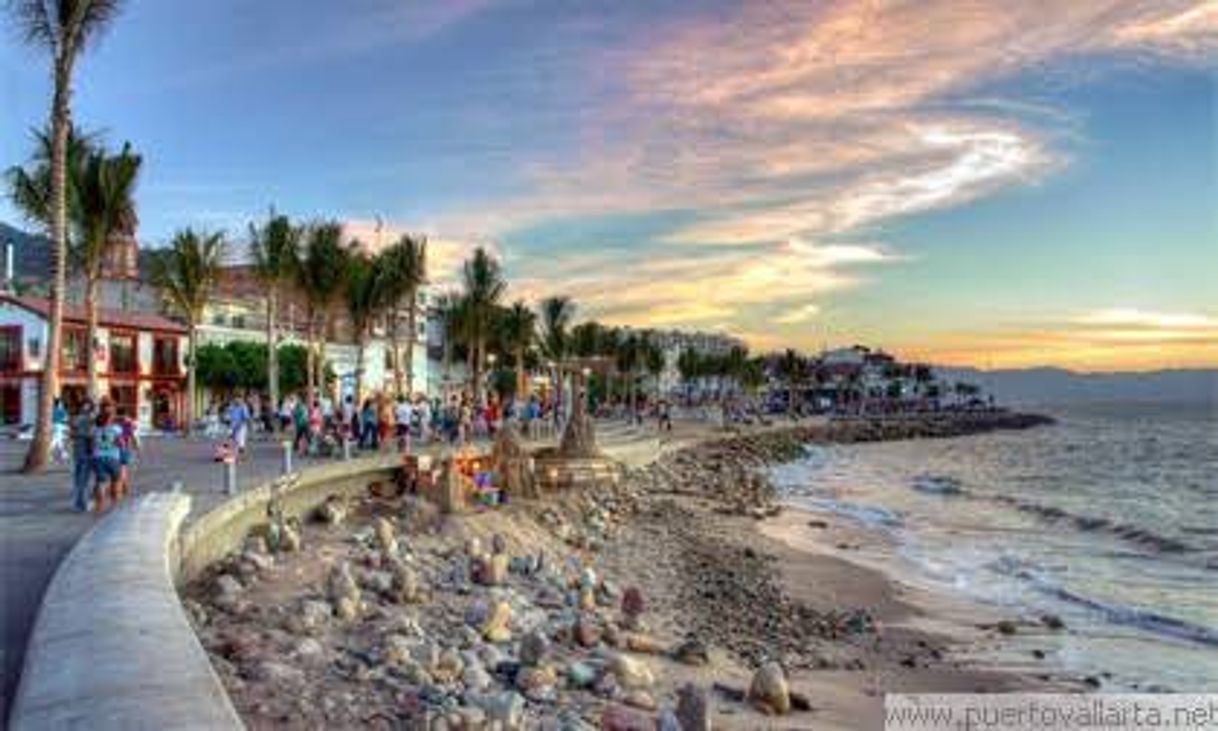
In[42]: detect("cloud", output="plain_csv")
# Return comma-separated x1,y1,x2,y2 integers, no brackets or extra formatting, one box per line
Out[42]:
775,303,821,325
1073,308,1218,330
410,1,1216,356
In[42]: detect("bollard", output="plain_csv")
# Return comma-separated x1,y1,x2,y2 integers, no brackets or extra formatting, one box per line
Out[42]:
224,459,237,495
342,437,352,461
281,441,293,475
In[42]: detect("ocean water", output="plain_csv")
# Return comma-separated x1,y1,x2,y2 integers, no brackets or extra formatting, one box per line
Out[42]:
768,401,1218,691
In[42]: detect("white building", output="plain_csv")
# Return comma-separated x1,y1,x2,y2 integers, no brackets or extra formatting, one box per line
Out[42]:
0,294,189,429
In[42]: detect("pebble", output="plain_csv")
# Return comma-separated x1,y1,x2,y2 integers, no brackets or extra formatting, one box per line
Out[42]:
622,689,656,711
676,683,712,731
469,690,525,730
672,637,710,666
566,661,598,689
481,601,513,643
374,517,398,555
608,653,654,690
520,629,550,666
600,704,652,731
748,661,791,715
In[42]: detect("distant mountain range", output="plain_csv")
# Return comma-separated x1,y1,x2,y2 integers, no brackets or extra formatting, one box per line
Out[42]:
935,366,1217,406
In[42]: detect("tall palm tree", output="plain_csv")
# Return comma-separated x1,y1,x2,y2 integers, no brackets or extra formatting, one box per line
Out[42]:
343,250,387,402
538,295,574,416
779,348,805,416
11,0,125,471
499,300,536,399
249,211,299,425
152,229,226,435
380,234,427,396
295,221,350,404
644,338,665,399
460,247,506,405
72,142,141,399
5,126,94,239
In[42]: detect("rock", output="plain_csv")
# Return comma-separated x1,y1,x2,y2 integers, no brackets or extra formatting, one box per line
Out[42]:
1041,613,1066,630
519,629,550,666
656,709,682,731
515,663,557,695
575,615,601,648
465,536,483,557
411,639,440,669
318,495,347,525
625,633,665,654
486,553,510,586
600,704,652,731
364,570,394,595
293,637,326,665
334,596,360,621
249,660,305,684
297,599,332,634
491,533,508,555
481,601,513,643
391,561,423,603
374,516,398,555
996,620,1018,636
470,691,525,730
748,661,791,715
622,690,656,711
608,653,654,690
214,573,243,599
281,522,302,553
242,550,275,574
326,562,360,604
566,661,598,689
433,647,465,683
579,567,597,589
579,586,597,611
790,690,813,712
672,637,710,666
382,634,414,665
676,683,711,731
463,662,494,692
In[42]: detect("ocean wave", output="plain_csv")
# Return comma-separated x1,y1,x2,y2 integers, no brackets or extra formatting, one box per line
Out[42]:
991,495,1194,554
911,473,967,496
987,555,1218,647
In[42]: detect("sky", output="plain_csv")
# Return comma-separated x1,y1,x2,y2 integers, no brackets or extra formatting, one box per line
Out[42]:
1,0,1216,371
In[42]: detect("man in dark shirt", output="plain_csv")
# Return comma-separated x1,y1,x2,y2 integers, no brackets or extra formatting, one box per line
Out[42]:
70,399,96,512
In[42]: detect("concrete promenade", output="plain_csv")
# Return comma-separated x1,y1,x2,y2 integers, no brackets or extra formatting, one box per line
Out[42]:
0,434,330,723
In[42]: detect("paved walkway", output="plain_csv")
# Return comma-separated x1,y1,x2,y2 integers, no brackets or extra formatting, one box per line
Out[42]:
0,434,339,723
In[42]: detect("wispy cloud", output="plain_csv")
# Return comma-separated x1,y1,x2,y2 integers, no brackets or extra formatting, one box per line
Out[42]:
384,1,1216,363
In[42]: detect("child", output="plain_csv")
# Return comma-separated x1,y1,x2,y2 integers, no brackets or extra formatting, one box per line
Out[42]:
92,400,123,513
115,406,140,501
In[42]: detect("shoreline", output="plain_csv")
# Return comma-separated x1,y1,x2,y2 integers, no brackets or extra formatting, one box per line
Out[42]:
182,410,1067,729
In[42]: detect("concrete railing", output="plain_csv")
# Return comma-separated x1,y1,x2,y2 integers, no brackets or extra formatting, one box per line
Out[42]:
9,493,243,730
177,452,406,583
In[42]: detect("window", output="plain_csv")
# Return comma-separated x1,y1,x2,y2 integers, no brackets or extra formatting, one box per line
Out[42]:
0,327,20,372
63,328,88,372
110,384,137,419
153,337,179,376
1,384,19,424
110,332,138,375
232,314,246,329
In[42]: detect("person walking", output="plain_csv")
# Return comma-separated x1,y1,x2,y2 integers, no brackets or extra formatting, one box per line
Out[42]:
228,395,250,458
69,399,96,512
92,400,123,513
115,406,140,501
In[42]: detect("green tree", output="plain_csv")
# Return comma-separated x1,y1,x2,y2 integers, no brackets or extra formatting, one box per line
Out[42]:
538,295,574,410
295,221,350,403
72,141,141,398
343,249,388,401
499,300,536,399
10,0,126,471
778,348,805,415
152,229,226,434
379,234,427,396
460,247,506,405
249,210,300,421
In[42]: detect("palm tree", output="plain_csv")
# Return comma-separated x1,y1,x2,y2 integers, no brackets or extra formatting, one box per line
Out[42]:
379,234,427,396
152,229,226,435
778,348,804,416
499,300,536,400
343,250,386,402
295,221,350,404
538,295,574,417
644,338,665,399
11,0,125,471
72,141,141,399
249,211,300,426
460,247,506,405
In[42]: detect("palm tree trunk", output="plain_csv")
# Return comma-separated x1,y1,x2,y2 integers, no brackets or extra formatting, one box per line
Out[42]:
305,311,316,405
316,315,328,403
184,323,197,435
84,274,100,400
24,65,71,473
389,309,403,397
404,293,417,397
514,347,525,400
354,334,365,405
472,338,484,406
266,288,279,431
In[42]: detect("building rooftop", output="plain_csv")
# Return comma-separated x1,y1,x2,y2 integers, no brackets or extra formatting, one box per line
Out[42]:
0,294,188,334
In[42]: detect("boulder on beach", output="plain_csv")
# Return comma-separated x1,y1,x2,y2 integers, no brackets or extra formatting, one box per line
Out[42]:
749,661,791,714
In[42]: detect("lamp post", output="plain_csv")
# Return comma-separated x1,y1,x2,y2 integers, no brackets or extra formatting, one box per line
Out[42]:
581,366,592,412
486,353,497,405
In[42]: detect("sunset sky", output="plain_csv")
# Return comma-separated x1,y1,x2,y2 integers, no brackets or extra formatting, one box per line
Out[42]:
2,1,1215,371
